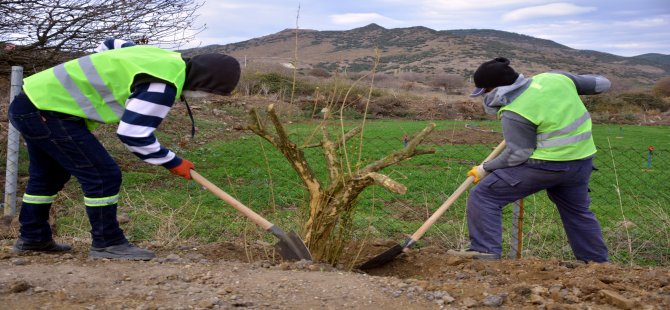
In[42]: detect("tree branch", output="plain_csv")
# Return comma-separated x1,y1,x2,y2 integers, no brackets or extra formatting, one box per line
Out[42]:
355,172,406,194
360,123,436,174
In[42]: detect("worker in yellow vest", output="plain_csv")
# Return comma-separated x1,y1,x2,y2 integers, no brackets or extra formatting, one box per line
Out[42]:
9,38,240,260
451,57,610,262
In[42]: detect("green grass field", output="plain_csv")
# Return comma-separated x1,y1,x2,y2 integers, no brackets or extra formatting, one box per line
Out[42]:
23,116,670,265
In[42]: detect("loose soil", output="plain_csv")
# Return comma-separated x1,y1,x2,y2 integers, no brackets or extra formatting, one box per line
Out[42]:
1,237,668,309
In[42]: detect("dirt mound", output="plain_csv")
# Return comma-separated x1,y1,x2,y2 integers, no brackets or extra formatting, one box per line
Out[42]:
1,238,668,309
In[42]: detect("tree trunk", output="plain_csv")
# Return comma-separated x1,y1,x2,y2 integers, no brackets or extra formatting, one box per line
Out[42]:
247,104,435,262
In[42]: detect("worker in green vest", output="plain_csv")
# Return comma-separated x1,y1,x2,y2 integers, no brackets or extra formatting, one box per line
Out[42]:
449,57,610,262
8,38,240,260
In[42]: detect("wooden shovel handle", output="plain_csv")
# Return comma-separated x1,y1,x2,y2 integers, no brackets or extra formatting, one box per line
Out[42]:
190,170,274,230
409,140,506,242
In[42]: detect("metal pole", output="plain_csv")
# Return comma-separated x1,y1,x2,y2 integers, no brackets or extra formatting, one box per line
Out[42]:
508,199,524,259
4,66,23,216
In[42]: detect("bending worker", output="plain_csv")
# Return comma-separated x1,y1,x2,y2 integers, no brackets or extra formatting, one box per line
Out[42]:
8,38,241,260
456,57,610,263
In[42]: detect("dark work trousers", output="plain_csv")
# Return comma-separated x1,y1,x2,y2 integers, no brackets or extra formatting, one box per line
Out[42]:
466,158,609,262
8,92,127,247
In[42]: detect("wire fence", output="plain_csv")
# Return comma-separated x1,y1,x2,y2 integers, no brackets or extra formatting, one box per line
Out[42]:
207,132,667,266
342,142,670,266
1,68,667,265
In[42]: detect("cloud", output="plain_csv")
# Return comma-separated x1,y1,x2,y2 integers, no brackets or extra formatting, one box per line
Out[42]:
416,0,536,12
502,3,596,22
329,13,400,26
615,17,668,28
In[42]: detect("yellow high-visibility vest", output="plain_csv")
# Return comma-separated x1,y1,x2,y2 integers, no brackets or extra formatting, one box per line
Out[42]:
23,46,186,130
498,73,596,161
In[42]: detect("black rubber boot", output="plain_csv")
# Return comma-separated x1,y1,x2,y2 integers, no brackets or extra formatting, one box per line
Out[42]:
85,204,127,248
89,242,155,260
13,238,72,253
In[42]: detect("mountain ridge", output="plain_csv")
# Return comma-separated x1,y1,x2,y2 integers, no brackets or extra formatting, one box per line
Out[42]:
182,23,669,92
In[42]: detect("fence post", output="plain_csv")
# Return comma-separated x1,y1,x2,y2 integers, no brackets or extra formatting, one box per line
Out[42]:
4,66,23,216
508,199,524,259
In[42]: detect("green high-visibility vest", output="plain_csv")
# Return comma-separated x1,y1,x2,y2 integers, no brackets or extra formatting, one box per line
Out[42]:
498,73,596,161
23,46,186,129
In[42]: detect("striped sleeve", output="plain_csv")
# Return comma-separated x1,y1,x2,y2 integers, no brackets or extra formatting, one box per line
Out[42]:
117,82,182,168
94,38,136,53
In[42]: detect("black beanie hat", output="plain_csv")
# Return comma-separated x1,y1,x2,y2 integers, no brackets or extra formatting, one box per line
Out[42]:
183,53,241,96
470,57,519,97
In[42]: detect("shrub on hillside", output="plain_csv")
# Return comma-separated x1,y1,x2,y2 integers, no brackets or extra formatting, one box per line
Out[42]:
363,96,411,117
238,71,316,98
617,93,669,112
309,68,331,78
652,76,670,98
583,95,637,113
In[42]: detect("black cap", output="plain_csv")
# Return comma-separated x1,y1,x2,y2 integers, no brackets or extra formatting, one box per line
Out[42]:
183,53,241,96
470,57,519,97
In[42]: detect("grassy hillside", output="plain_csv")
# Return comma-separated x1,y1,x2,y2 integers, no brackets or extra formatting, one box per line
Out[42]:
182,24,670,93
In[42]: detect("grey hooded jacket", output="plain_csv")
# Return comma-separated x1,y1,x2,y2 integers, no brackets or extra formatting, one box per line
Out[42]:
482,71,611,171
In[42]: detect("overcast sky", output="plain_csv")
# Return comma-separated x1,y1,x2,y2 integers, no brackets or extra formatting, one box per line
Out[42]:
188,0,670,57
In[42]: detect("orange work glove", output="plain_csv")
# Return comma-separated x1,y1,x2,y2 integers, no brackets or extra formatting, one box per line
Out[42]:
169,159,195,180
467,164,488,184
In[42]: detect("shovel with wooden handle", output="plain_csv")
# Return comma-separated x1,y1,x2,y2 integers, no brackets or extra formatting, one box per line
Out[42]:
358,140,506,270
190,170,313,261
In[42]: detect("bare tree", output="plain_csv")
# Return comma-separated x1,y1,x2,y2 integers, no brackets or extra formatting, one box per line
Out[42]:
429,73,465,94
0,0,204,72
247,104,435,263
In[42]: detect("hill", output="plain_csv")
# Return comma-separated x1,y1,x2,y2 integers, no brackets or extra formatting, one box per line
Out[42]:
182,24,669,93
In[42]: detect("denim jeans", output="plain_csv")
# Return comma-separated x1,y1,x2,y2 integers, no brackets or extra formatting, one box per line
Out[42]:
8,92,126,246
466,158,609,262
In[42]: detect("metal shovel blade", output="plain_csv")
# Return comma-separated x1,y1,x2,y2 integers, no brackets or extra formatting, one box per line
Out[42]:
269,225,313,261
189,170,313,261
357,244,404,270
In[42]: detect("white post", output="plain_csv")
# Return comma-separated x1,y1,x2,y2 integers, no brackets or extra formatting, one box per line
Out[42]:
4,66,23,216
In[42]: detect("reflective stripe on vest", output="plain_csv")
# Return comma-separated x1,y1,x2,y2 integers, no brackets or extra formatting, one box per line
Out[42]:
536,111,592,148
23,193,57,204
84,194,120,207
52,56,125,122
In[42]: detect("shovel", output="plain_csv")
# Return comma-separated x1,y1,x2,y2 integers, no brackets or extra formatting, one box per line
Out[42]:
190,170,313,261
358,140,506,270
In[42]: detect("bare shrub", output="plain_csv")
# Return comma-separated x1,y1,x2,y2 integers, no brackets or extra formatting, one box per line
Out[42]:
364,96,411,117
400,82,416,91
429,73,465,94
652,76,670,98
618,93,669,112
398,71,424,82
309,68,331,78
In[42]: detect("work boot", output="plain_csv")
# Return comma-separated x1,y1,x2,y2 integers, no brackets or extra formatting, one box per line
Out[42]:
447,249,500,260
12,238,72,253
89,242,155,260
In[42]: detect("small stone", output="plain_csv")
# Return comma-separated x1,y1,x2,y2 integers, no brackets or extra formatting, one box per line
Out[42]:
530,294,544,304
117,213,131,224
483,294,505,307
167,254,181,262
9,280,32,293
461,297,478,307
11,258,29,266
600,289,637,309
197,297,219,309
